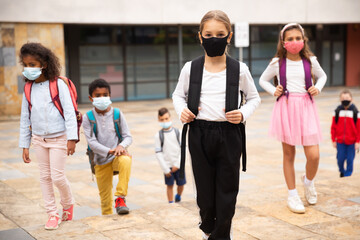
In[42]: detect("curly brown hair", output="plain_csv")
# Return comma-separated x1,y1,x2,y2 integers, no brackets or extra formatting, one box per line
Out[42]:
19,42,61,81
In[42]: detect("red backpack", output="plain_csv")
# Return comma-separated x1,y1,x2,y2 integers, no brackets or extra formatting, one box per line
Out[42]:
24,76,82,143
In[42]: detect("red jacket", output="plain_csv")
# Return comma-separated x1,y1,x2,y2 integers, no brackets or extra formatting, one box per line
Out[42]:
331,105,360,145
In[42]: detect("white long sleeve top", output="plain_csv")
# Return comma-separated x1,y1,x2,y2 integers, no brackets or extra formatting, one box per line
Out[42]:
19,79,78,148
154,128,181,174
259,56,327,96
172,61,261,122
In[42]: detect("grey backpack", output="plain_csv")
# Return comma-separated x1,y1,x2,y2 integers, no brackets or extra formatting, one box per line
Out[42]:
158,128,180,152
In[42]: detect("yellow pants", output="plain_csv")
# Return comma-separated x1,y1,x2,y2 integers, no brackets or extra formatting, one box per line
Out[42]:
94,155,132,215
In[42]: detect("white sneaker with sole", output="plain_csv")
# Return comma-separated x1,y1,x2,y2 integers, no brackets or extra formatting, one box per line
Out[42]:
202,232,210,240
302,174,317,205
287,195,305,214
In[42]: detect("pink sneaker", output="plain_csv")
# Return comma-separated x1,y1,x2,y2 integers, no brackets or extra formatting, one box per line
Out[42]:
45,214,61,230
62,205,74,221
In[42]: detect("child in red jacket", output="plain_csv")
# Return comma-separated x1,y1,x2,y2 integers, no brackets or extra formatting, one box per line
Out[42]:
331,89,360,177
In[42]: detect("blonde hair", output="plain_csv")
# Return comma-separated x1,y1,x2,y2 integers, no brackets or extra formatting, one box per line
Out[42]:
340,89,353,98
199,10,232,35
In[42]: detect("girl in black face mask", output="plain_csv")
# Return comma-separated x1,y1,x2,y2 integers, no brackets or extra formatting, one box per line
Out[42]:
172,10,261,240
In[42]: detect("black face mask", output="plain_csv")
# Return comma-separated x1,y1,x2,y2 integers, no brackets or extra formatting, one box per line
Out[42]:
341,100,351,107
201,34,229,57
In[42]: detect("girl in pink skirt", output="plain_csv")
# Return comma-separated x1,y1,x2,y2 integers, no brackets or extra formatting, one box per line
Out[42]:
259,23,327,214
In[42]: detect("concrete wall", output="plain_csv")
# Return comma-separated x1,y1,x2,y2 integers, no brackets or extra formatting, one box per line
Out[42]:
0,0,359,25
0,23,65,116
346,24,360,87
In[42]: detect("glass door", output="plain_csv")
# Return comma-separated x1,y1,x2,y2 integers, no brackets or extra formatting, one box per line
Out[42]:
319,25,346,86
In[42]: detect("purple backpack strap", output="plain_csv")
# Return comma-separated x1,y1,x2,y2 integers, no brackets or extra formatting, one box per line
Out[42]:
277,58,289,101
302,58,313,101
302,58,312,90
278,58,313,101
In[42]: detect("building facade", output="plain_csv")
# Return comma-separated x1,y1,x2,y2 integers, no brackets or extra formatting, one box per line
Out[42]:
1,0,359,114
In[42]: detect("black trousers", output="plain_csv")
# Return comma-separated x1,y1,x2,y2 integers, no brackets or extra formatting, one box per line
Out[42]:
189,120,242,240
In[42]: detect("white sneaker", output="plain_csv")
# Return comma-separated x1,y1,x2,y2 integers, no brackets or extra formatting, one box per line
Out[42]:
302,174,317,205
202,232,210,240
287,195,305,214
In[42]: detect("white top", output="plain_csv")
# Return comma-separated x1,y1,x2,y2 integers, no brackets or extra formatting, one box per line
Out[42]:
154,128,181,174
172,61,261,122
19,79,78,148
82,107,132,165
259,56,327,96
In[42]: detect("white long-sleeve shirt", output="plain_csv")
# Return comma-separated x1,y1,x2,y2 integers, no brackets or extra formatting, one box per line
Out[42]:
172,61,261,122
19,79,78,148
154,128,181,174
259,56,327,96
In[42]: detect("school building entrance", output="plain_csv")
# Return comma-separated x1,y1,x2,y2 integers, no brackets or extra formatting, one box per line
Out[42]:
65,24,349,103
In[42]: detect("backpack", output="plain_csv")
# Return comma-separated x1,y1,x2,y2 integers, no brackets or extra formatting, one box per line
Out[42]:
86,108,122,175
276,58,313,101
179,55,247,180
158,128,180,152
24,77,82,142
334,104,358,124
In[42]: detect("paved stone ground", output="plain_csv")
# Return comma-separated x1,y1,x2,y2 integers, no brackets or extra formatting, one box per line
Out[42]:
0,87,359,240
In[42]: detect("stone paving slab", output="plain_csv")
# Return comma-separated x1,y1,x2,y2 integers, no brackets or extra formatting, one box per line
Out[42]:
0,87,360,239
0,228,35,240
0,213,17,231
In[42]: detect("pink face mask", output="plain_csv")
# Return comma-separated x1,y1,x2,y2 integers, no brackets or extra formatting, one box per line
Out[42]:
284,41,304,54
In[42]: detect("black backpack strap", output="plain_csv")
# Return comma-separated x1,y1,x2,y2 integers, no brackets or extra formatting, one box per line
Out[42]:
174,128,180,145
179,124,188,180
354,110,358,124
159,129,164,151
351,104,358,124
180,56,204,180
225,56,240,112
187,56,205,115
334,105,343,124
225,56,247,172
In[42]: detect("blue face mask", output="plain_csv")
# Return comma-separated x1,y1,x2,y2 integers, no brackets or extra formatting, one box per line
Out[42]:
159,121,172,129
22,67,42,80
92,97,112,111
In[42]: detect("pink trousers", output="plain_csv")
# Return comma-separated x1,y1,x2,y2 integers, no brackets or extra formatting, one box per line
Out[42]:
32,134,74,216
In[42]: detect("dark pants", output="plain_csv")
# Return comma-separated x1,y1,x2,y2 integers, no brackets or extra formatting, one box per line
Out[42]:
189,120,242,240
337,143,355,177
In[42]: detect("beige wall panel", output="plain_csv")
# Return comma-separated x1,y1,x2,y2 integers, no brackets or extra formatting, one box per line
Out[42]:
0,23,65,116
0,0,359,24
0,67,4,86
4,66,17,86
14,24,28,75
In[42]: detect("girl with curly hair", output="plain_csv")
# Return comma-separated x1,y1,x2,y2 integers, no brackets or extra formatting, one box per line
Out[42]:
19,42,77,230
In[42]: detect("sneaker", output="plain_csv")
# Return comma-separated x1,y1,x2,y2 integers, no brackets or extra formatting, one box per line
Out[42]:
115,197,129,215
202,232,210,240
62,205,74,221
287,195,305,214
45,214,61,230
301,174,317,205
175,194,181,203
340,172,344,178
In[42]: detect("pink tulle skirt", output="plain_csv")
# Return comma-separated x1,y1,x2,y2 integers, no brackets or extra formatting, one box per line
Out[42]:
269,93,322,146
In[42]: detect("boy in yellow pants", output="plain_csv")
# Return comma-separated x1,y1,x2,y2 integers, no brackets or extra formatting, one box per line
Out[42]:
83,79,132,215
